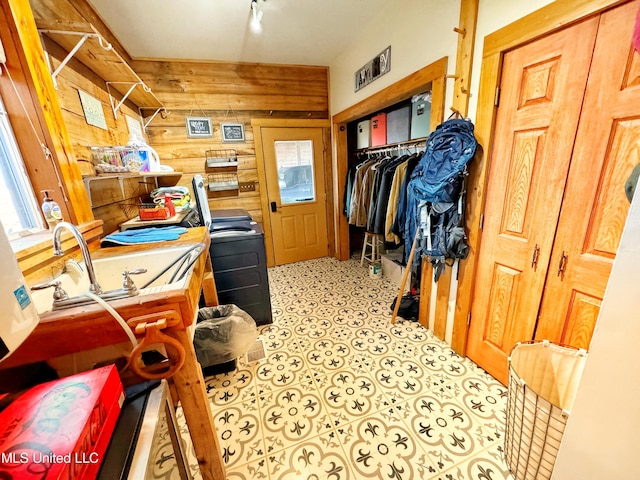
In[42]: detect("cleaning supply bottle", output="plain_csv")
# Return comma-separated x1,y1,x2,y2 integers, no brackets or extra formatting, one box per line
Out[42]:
41,190,62,229
164,194,176,217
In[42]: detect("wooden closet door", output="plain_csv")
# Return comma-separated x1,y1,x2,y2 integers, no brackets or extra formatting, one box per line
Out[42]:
466,18,599,384
534,0,640,349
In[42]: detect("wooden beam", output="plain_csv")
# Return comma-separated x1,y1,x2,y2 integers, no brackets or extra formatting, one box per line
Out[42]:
452,0,479,116
5,0,93,224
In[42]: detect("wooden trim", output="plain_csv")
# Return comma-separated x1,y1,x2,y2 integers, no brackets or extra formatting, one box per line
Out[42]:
251,120,274,267
451,0,625,355
332,58,448,263
333,57,448,125
483,0,627,58
251,118,330,128
5,0,93,224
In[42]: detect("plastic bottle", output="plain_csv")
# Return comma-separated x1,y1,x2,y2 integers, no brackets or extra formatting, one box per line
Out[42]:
41,190,62,229
164,194,176,217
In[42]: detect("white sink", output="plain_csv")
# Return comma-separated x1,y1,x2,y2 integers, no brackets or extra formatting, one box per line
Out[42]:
32,244,203,314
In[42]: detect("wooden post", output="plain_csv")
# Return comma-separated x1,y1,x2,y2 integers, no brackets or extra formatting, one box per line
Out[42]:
447,0,479,353
167,328,226,480
4,0,93,224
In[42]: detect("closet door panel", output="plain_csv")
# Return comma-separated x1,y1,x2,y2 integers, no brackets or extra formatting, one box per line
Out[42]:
534,0,640,349
466,17,599,383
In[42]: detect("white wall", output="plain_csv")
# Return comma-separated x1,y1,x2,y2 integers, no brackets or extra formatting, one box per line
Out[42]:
329,0,554,119
552,192,640,477
329,0,460,116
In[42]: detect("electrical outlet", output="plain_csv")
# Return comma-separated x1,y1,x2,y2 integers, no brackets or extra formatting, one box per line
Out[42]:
239,182,256,192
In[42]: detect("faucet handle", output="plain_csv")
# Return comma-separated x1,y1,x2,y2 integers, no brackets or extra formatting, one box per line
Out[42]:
122,269,147,294
31,280,69,301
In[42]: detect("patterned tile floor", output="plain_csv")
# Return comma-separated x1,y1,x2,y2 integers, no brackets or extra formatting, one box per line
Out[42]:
147,257,512,480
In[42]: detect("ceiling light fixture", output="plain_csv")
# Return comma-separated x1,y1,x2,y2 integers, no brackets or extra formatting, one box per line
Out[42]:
251,0,264,32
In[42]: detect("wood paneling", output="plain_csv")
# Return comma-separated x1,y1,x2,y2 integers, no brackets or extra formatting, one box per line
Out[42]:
137,60,329,230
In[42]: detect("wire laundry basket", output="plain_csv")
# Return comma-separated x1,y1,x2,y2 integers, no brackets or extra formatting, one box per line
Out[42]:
505,340,588,480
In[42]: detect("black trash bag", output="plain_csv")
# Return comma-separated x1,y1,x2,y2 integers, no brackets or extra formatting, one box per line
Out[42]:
390,294,420,321
193,304,258,368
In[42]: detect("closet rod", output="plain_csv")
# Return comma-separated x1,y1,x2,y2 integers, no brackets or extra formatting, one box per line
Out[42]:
356,136,427,154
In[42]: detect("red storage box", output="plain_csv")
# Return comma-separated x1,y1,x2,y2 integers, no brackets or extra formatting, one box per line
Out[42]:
139,207,170,220
0,365,124,479
370,113,387,146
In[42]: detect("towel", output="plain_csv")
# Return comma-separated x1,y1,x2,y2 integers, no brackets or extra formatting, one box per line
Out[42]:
101,226,188,246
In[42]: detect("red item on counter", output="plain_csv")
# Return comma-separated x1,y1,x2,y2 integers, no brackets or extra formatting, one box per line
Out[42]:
164,194,176,217
0,365,124,479
139,207,170,220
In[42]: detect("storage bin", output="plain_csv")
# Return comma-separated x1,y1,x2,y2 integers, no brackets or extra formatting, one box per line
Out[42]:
370,113,387,146
505,341,588,480
387,105,410,144
356,120,371,149
411,93,431,139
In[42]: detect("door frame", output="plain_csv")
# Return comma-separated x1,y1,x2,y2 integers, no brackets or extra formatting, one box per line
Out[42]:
455,0,630,355
252,118,332,267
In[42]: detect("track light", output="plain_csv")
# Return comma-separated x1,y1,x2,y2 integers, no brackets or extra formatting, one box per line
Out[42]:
251,0,263,32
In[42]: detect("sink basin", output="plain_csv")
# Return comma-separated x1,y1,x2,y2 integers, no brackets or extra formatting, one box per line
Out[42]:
32,244,204,314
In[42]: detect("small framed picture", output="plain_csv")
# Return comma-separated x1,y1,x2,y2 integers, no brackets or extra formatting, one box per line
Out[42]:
186,117,213,138
221,123,245,143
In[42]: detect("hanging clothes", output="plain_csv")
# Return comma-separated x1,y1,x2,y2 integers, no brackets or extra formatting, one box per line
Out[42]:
391,155,421,240
347,158,376,225
372,155,410,236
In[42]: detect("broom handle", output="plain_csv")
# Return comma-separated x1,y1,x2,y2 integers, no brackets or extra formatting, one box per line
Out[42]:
391,230,420,324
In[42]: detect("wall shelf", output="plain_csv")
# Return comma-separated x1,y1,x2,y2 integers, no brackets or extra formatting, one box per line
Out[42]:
82,172,182,207
36,20,165,122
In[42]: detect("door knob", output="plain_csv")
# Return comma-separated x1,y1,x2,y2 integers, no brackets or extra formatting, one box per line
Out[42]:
270,201,277,212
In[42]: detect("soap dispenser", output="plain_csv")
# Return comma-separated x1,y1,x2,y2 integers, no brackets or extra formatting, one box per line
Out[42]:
41,190,62,229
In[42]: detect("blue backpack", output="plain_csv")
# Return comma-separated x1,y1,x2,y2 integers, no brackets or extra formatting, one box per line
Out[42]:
404,118,478,280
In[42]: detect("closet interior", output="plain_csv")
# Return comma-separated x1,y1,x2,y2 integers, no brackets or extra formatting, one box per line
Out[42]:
345,93,431,286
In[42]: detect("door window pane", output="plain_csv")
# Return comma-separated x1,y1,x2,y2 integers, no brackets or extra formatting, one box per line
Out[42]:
274,140,315,205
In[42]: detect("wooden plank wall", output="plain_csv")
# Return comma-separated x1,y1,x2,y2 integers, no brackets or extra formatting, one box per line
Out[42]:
133,60,329,225
43,38,153,234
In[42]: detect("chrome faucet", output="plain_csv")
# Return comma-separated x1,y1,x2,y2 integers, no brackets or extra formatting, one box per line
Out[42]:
52,222,103,294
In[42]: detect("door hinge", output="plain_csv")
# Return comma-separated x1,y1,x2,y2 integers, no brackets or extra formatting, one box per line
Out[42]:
494,86,501,107
467,312,472,326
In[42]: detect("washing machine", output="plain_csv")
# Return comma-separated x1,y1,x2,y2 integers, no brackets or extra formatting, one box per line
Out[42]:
192,175,273,325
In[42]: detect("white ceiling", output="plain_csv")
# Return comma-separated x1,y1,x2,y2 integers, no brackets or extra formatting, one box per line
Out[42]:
88,0,390,66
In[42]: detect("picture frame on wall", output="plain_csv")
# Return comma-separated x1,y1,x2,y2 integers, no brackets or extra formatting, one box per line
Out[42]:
186,117,213,138
221,123,245,143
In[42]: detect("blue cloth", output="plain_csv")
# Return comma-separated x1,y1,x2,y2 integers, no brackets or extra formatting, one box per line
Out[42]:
101,226,188,246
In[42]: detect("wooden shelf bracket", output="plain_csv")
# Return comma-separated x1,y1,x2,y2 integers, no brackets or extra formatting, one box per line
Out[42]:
107,81,152,119
38,29,112,87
